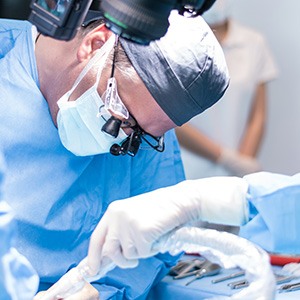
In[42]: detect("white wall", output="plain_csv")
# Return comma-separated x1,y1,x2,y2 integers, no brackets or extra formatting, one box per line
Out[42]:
231,0,300,175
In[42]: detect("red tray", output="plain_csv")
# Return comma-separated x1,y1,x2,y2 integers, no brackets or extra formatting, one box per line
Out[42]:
269,253,300,266
186,252,300,266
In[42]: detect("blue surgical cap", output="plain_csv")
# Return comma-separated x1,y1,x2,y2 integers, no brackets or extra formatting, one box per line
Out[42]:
120,11,229,126
83,10,229,126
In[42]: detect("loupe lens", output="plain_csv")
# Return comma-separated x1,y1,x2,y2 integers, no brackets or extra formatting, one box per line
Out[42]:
101,116,122,138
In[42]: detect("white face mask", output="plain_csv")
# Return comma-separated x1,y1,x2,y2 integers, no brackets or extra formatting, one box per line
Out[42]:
57,35,128,156
203,0,233,26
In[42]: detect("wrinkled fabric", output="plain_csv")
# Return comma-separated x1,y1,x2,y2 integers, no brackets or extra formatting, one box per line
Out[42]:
156,227,275,300
0,19,185,299
121,12,229,126
240,172,300,254
0,152,39,300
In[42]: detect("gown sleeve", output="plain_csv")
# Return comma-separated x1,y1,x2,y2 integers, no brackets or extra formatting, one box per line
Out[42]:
240,171,300,254
91,130,185,300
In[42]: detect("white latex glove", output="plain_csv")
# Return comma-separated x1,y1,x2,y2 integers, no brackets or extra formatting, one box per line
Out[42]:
34,281,99,300
218,148,262,177
87,177,249,273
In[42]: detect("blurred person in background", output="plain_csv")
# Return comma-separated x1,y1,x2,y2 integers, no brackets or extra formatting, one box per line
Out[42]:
176,0,278,180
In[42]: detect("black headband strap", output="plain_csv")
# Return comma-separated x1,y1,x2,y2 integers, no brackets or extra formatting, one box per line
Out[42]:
110,35,119,78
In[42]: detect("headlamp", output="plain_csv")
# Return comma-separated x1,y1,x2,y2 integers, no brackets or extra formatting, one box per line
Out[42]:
28,0,216,43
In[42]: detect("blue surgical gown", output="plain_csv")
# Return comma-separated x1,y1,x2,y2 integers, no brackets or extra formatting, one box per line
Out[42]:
240,171,300,255
0,152,39,300
0,19,185,299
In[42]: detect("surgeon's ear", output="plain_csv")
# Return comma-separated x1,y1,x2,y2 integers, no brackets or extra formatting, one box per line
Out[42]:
77,24,113,62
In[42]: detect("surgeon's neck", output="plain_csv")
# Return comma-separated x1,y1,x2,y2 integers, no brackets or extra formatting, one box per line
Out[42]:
35,34,83,125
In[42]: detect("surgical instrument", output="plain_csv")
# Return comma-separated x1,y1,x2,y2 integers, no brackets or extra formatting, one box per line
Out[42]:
275,275,296,285
228,273,296,290
211,270,245,284
228,279,249,289
278,281,300,293
172,259,206,279
185,262,221,286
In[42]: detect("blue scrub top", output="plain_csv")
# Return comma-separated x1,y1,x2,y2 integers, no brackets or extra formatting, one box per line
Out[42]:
0,19,185,299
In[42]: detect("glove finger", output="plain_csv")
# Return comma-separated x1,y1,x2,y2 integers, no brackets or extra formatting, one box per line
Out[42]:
87,218,109,276
119,238,156,259
103,239,139,269
122,244,139,259
151,230,175,254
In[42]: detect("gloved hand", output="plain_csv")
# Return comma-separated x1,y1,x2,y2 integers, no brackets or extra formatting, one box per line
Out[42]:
87,177,249,273
218,148,262,177
34,281,99,300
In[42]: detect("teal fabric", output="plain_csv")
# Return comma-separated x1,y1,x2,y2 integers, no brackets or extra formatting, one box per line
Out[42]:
0,19,185,299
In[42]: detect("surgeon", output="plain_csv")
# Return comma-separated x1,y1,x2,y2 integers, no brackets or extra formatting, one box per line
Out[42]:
0,6,229,300
87,172,300,272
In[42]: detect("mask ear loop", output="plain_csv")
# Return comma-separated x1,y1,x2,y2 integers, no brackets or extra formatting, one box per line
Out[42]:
63,34,116,101
102,35,129,119
110,35,119,78
100,35,131,138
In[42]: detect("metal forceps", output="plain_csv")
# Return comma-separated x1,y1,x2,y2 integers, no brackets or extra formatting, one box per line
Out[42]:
185,262,221,286
169,258,206,279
